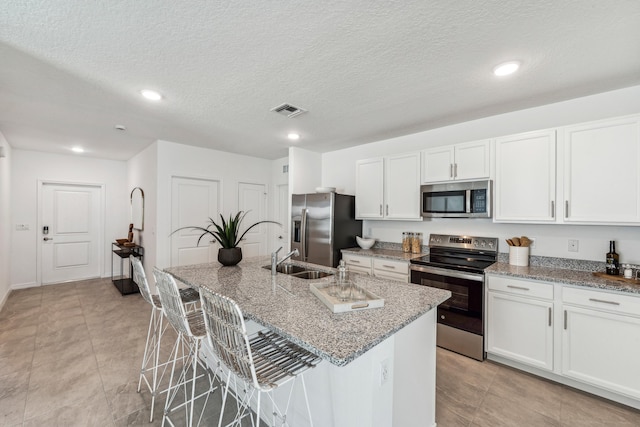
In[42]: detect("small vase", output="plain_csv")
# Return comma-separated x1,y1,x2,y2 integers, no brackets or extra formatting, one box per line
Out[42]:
218,247,242,266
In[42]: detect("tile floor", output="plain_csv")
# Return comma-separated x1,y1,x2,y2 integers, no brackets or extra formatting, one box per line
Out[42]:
1,278,640,426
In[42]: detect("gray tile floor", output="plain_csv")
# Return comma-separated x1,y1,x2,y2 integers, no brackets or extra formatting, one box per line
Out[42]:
1,278,640,426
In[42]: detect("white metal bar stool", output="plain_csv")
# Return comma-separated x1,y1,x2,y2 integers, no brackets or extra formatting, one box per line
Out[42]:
153,268,218,427
131,256,200,422
199,286,321,427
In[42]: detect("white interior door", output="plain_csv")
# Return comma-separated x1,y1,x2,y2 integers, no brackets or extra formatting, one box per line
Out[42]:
276,184,289,250
171,177,221,266
237,182,268,258
41,183,102,284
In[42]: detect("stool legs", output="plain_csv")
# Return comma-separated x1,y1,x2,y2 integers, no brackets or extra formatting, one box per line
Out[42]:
138,306,168,422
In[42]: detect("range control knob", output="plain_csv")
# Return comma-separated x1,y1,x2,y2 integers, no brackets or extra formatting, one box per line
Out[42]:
473,240,479,247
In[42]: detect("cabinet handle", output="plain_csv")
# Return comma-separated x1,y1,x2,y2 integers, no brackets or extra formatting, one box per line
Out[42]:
386,204,389,216
551,201,555,218
564,310,567,330
565,201,569,218
588,298,620,306
507,285,530,291
450,164,453,178
379,204,383,215
350,259,361,264
382,264,396,269
454,163,458,178
548,307,552,326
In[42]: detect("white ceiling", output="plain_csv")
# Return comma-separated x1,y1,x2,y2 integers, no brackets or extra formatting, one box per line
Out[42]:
1,1,639,161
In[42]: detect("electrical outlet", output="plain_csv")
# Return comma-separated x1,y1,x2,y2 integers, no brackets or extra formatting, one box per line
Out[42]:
568,239,579,252
529,237,536,249
379,358,390,386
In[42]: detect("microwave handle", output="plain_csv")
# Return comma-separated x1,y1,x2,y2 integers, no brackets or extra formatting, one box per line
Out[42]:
466,190,472,214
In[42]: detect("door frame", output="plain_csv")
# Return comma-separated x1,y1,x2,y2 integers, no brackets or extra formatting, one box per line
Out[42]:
37,180,106,286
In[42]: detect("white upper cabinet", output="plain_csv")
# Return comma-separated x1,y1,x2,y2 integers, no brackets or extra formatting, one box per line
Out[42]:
562,115,640,224
494,130,557,223
422,140,491,183
355,157,385,219
356,152,421,220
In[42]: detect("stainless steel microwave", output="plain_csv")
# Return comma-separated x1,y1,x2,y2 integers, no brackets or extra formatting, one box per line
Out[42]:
421,180,491,218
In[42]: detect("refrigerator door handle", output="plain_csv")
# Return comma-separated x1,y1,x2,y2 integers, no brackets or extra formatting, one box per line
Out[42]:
301,208,308,261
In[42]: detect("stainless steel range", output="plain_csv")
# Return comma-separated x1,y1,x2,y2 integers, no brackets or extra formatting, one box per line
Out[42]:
410,234,498,361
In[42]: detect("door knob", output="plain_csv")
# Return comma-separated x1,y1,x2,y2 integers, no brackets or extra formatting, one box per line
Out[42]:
43,237,53,241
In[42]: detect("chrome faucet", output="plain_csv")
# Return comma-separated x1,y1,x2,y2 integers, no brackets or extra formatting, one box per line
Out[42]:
271,247,299,275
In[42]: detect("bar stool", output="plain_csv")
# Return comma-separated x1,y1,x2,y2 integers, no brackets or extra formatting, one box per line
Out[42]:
199,286,321,427
153,268,218,427
130,256,200,422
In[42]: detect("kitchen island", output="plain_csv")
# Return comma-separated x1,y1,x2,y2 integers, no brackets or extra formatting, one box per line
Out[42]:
166,256,450,427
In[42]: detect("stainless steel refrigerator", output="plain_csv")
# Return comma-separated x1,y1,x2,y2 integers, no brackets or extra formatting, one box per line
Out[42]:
291,192,362,268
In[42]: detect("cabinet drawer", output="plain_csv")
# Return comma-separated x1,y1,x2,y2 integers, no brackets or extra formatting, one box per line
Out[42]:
342,253,372,268
372,258,409,274
349,265,373,275
562,286,640,317
487,275,554,300
374,270,409,283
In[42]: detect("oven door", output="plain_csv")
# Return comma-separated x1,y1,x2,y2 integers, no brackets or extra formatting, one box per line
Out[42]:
410,264,484,335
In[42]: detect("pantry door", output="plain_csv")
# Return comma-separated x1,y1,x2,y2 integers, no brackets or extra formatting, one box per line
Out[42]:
170,176,221,266
40,182,103,285
237,182,269,257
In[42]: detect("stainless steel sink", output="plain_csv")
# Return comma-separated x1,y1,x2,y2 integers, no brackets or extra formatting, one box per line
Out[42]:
262,264,334,279
262,264,307,274
290,270,334,280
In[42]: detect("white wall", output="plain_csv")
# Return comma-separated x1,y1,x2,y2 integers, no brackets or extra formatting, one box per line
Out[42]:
154,140,274,270
10,150,128,287
0,133,11,308
289,146,322,194
321,85,640,264
127,143,158,285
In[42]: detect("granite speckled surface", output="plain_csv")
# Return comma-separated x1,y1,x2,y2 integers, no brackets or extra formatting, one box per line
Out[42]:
166,257,450,366
342,246,426,261
486,262,640,295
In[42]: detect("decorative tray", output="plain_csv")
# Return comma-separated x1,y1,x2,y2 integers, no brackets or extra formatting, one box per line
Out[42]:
309,282,384,313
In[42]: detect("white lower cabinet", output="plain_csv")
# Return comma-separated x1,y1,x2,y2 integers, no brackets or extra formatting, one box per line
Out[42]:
486,276,554,371
373,258,409,283
342,253,409,282
561,287,640,400
487,275,640,407
342,253,373,275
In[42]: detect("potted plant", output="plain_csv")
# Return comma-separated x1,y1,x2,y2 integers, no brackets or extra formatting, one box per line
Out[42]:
172,211,280,266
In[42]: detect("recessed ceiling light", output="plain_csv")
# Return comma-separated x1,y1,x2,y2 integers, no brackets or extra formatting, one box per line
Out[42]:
493,61,521,77
287,133,300,141
140,89,163,101
71,146,84,153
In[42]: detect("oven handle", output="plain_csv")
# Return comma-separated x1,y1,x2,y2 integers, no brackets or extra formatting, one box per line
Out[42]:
410,264,484,282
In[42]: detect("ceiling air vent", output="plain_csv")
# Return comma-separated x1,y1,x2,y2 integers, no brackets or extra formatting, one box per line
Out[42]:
271,103,307,118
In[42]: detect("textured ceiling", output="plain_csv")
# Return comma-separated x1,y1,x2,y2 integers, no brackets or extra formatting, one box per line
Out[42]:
1,1,639,161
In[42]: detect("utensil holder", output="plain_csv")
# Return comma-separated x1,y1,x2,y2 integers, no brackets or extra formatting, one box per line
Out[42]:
509,246,530,266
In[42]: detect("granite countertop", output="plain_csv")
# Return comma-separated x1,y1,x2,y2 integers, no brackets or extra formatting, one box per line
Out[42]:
341,246,425,261
486,262,640,295
166,257,450,366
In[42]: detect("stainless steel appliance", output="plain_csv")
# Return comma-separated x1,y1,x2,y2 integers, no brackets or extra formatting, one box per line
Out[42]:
421,179,491,218
410,234,498,360
291,192,362,268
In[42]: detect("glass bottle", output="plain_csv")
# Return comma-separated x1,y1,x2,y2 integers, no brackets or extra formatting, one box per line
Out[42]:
412,232,423,254
605,240,620,276
402,232,412,253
